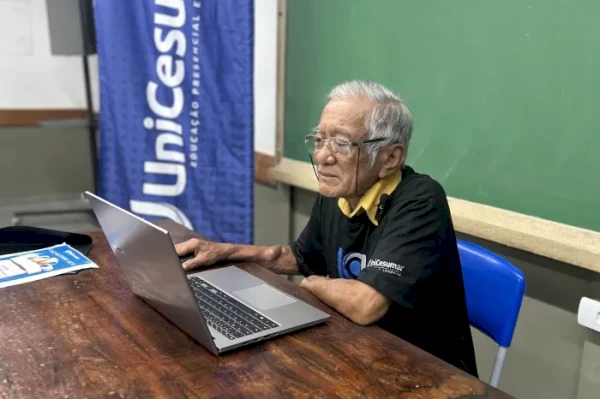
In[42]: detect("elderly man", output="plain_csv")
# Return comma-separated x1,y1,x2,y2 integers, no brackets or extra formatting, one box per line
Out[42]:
176,80,478,377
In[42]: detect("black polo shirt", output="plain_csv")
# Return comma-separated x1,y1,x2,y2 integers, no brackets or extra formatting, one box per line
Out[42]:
291,165,478,377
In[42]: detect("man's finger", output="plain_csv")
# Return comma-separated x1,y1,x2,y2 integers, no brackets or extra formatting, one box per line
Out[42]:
175,239,197,255
182,254,204,271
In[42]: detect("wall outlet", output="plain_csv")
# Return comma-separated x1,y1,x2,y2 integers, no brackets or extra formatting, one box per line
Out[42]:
578,297,600,334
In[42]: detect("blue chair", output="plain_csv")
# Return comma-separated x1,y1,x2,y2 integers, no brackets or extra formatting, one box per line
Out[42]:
457,239,526,387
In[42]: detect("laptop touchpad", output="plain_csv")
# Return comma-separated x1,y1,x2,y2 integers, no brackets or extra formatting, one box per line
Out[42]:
233,284,296,311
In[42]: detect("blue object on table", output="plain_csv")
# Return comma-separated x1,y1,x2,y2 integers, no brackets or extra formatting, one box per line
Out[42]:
457,239,526,387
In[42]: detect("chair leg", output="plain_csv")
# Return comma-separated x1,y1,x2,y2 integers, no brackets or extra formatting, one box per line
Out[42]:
490,346,507,388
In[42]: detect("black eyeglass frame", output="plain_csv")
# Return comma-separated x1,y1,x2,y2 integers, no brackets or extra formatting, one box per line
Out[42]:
306,134,391,197
304,133,385,156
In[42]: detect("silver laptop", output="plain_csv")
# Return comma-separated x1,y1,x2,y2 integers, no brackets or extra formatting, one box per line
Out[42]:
83,191,330,355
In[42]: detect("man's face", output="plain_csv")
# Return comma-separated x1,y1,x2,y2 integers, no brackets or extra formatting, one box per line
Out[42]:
313,97,382,200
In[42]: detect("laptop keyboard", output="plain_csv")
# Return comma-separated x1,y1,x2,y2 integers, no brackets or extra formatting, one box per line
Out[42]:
189,276,280,340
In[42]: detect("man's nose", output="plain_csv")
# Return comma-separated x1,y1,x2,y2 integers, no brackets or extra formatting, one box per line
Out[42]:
314,142,335,164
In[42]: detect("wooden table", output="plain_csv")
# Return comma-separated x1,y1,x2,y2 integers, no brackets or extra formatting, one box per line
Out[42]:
0,220,513,398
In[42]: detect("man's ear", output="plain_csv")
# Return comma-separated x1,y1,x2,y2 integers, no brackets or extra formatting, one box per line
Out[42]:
378,144,406,178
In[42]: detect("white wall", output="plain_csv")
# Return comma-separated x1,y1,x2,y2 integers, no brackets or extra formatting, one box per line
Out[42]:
0,0,99,110
253,0,278,156
0,0,277,155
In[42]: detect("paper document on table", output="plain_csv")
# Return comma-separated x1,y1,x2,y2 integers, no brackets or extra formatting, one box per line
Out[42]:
0,243,98,288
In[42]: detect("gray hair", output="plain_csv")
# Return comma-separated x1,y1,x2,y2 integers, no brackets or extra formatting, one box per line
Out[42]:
327,80,413,166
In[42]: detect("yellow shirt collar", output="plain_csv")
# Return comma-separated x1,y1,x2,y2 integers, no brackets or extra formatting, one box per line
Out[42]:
338,170,402,225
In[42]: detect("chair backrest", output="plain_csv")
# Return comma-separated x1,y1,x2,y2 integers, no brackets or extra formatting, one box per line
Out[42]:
457,240,526,348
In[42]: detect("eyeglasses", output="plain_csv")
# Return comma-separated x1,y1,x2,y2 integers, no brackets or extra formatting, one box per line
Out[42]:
304,134,384,157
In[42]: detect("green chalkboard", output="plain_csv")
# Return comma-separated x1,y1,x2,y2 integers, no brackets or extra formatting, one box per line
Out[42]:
284,0,600,232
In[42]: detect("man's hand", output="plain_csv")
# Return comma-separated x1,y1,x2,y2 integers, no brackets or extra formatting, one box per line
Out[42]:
300,276,391,326
175,238,234,271
175,239,300,275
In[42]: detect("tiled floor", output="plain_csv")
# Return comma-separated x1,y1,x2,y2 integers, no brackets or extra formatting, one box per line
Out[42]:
10,210,100,233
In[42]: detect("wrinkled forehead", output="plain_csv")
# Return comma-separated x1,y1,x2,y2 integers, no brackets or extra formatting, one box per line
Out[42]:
317,97,373,139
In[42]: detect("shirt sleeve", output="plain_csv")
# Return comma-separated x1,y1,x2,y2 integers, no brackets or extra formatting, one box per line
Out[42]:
290,196,328,277
357,195,448,310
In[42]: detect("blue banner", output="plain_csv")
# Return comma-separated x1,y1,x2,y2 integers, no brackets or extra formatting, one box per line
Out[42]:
94,0,254,244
